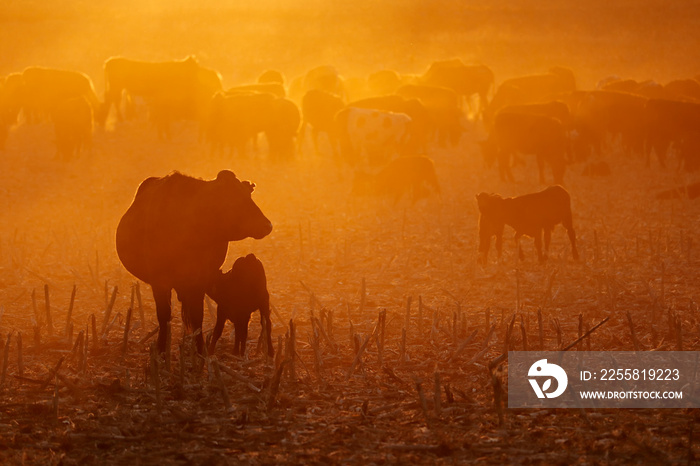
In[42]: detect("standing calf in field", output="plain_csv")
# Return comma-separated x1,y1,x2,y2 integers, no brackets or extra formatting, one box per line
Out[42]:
207,254,273,357
352,156,441,204
476,185,579,264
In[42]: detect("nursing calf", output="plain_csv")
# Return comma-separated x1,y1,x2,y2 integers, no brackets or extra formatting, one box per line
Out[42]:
476,185,579,264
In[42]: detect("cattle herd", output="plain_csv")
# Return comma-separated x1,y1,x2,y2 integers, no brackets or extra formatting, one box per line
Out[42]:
0,55,699,358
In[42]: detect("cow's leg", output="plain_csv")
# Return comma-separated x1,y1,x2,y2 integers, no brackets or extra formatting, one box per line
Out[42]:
233,315,251,357
544,228,552,260
495,226,504,262
208,316,227,355
534,230,544,263
537,155,546,184
152,285,172,353
566,226,579,261
178,288,205,353
515,233,525,261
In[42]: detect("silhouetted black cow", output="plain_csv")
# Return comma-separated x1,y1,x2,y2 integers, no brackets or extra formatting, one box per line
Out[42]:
644,98,700,169
476,185,579,264
207,254,272,357
115,170,273,353
481,111,568,184
352,156,440,204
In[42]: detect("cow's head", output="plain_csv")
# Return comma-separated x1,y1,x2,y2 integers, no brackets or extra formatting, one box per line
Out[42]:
208,170,272,241
208,254,268,309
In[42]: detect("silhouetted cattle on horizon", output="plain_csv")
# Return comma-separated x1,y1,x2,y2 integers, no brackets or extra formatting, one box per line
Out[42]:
207,254,272,357
481,111,568,184
476,185,578,264
115,170,273,353
352,155,440,204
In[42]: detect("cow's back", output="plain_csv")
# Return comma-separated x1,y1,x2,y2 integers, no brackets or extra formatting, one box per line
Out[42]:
507,185,571,233
116,173,223,287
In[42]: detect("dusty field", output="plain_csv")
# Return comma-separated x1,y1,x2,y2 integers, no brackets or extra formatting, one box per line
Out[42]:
1,1,700,464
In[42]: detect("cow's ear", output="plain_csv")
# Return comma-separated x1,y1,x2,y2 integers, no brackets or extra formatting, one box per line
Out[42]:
242,181,255,193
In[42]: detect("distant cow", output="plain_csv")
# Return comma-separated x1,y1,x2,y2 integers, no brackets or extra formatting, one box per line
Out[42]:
207,254,272,357
336,107,412,165
352,156,440,204
208,92,300,159
299,89,345,156
50,95,93,159
644,98,700,169
103,56,221,134
292,65,346,101
397,83,462,146
4,67,101,124
574,90,648,159
421,60,494,119
116,170,273,353
476,185,579,264
103,56,198,120
481,111,568,184
349,95,430,153
484,68,576,126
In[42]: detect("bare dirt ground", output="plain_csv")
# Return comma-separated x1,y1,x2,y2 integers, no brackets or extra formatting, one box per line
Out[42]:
1,1,700,464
